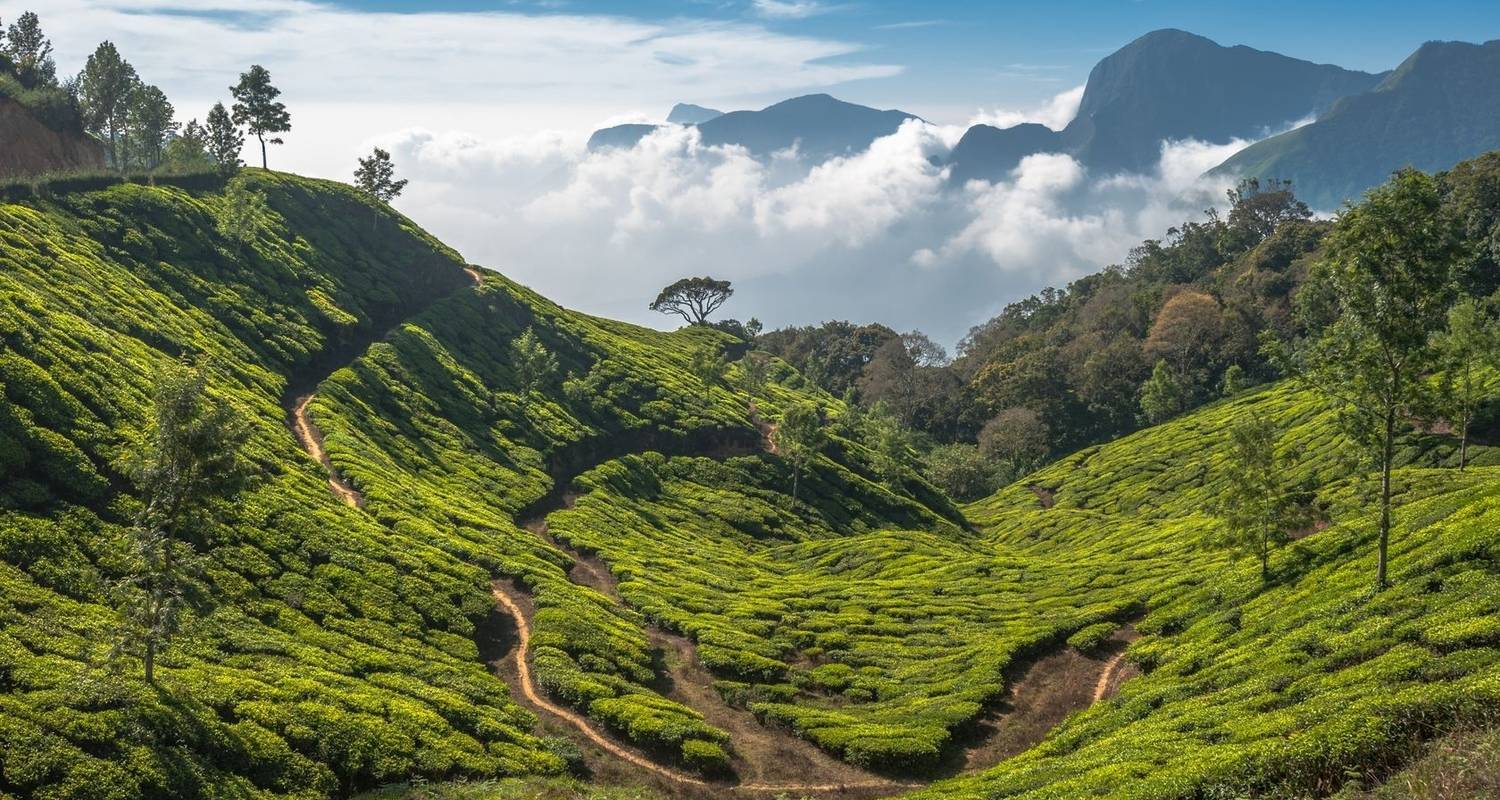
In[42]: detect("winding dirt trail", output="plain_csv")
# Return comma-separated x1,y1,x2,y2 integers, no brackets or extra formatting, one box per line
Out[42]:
291,394,365,508
284,270,1134,794
490,580,916,795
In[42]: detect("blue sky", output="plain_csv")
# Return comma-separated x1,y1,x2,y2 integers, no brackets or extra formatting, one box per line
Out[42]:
15,0,1499,339
324,0,1500,116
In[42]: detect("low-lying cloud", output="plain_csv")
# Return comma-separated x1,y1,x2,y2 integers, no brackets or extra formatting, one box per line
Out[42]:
383,120,1251,345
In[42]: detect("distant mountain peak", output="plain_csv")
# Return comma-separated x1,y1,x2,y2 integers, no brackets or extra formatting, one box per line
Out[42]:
667,103,723,124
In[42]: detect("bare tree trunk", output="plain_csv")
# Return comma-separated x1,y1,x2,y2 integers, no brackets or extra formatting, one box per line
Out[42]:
1460,416,1469,472
1377,406,1395,590
259,134,267,169
144,640,155,684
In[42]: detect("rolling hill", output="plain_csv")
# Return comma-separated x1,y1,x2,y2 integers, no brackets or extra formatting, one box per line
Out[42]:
2,163,1498,800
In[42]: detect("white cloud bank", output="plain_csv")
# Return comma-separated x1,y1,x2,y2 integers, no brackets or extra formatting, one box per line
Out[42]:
382,121,1252,345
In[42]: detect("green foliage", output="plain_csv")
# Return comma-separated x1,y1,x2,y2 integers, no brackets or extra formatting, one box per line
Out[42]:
354,147,408,205
113,360,251,682
216,176,268,249
205,102,244,175
1287,168,1464,589
1066,623,1115,653
1434,296,1500,470
1209,414,1312,579
1139,359,1188,424
75,40,138,167
510,326,557,397
772,401,825,499
230,65,291,169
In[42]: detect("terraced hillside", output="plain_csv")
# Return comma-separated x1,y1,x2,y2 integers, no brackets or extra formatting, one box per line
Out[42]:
4,167,1499,800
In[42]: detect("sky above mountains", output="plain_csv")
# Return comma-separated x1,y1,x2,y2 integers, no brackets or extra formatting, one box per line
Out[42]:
12,0,1500,341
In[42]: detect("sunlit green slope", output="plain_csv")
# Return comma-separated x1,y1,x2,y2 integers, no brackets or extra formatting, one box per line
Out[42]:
910,381,1500,799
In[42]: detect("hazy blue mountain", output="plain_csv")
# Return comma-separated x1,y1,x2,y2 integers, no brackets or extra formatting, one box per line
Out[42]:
1059,29,1382,173
947,29,1382,182
695,94,921,160
585,94,920,159
585,123,660,151
667,103,724,124
947,123,1062,184
1215,39,1500,209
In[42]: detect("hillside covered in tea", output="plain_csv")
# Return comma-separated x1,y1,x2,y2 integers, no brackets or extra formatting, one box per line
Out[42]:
2,156,1499,800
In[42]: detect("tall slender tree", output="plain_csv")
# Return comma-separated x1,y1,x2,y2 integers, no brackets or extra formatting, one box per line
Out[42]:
114,363,249,683
204,102,244,175
124,83,176,170
773,402,825,500
230,65,290,169
76,41,138,169
1434,296,1499,471
1210,415,1313,580
1280,168,1461,590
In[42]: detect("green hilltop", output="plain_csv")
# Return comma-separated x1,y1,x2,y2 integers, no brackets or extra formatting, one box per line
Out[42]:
2,163,1499,800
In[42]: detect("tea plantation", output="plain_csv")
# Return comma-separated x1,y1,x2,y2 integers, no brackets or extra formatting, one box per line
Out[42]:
2,171,1498,800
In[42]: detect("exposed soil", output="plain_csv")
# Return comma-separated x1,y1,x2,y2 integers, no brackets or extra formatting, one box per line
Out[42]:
951,626,1140,774
287,267,1144,793
1029,484,1057,509
290,394,364,508
0,97,105,179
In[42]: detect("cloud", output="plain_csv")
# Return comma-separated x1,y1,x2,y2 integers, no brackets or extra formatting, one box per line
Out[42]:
379,117,1256,346
752,0,837,20
969,84,1085,131
874,19,947,30
19,0,900,175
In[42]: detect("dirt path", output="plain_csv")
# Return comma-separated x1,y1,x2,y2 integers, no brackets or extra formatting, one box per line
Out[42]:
955,626,1140,774
491,580,912,795
291,394,364,508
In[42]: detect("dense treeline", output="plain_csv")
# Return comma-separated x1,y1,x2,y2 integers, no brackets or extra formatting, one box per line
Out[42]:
760,163,1500,498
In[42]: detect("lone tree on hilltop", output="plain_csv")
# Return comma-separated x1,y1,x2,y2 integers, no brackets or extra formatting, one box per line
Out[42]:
650,277,733,326
114,362,249,684
204,102,244,175
1272,168,1461,590
230,65,290,169
354,147,408,204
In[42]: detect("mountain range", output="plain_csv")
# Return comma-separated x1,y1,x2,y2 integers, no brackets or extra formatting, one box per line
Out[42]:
587,28,1500,209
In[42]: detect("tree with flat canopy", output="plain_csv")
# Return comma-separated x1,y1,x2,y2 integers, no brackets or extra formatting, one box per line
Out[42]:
650,277,733,326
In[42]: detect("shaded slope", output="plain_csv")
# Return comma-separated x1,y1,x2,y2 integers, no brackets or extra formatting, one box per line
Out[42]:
1216,39,1500,209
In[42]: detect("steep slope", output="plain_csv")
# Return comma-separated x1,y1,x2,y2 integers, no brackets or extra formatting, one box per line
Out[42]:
0,96,104,179
1216,39,1500,209
0,172,971,795
948,29,1381,182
